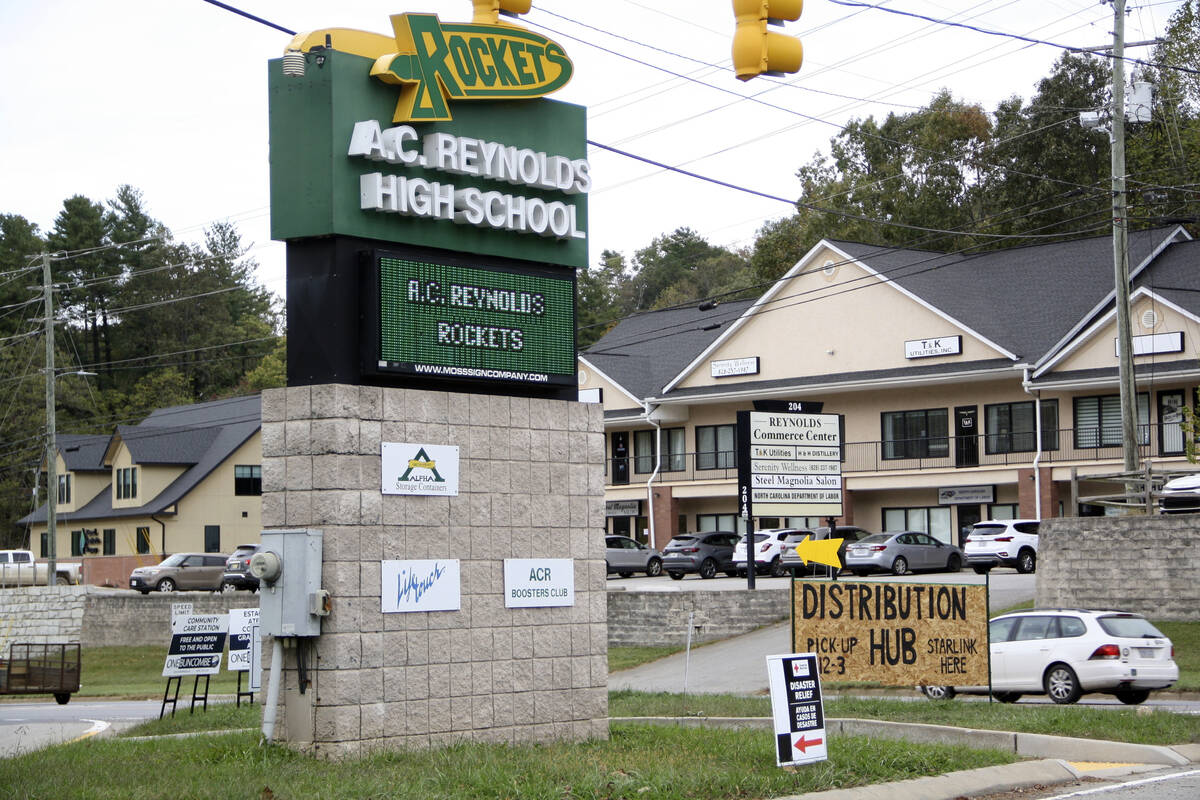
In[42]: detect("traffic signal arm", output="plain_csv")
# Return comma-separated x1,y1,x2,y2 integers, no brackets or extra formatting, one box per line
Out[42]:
472,0,533,25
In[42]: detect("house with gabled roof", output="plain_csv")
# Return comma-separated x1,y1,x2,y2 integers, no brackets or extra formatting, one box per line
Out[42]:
21,395,262,586
581,226,1200,554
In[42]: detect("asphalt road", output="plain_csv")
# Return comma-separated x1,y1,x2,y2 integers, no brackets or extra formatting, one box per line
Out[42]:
0,698,157,758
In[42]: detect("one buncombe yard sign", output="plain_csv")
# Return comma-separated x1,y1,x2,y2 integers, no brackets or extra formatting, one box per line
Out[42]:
791,580,989,686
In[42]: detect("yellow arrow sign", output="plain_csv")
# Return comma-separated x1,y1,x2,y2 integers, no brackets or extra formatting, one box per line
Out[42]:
792,536,844,569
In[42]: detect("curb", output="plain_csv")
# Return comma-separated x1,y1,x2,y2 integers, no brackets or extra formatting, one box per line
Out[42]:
613,716,1196,797
777,759,1077,800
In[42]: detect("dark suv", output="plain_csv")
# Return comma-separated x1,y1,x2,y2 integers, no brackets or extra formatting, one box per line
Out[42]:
661,531,741,580
221,543,262,591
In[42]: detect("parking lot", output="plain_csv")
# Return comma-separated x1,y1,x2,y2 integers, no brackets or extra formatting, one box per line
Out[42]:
607,569,1037,611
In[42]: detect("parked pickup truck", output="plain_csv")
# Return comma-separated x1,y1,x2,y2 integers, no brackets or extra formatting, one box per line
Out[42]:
0,549,82,587
0,643,81,704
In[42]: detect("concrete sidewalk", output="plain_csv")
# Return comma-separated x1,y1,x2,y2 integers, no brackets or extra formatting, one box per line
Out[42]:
610,620,789,694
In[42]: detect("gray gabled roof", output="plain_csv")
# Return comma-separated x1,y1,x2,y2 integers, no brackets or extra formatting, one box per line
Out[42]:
831,227,1182,364
21,394,261,525
114,424,220,465
581,300,755,400
583,228,1191,404
1134,238,1200,314
57,434,110,472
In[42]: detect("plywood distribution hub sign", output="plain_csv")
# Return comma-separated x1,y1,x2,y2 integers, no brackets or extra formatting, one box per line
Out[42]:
791,580,989,686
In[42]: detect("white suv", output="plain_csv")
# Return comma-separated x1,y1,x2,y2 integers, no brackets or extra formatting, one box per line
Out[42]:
732,528,798,577
964,519,1039,574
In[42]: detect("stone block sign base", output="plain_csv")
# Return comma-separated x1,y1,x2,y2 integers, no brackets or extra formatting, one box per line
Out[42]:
260,384,608,759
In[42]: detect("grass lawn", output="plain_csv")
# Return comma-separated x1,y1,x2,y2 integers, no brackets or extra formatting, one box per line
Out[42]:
77,645,246,699
0,704,1018,800
608,691,1200,745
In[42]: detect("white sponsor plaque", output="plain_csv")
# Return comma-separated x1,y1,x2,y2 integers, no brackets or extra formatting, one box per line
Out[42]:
381,559,462,613
382,442,460,496
503,559,575,608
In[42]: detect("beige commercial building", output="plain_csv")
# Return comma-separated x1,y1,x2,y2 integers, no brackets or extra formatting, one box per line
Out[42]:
580,227,1200,551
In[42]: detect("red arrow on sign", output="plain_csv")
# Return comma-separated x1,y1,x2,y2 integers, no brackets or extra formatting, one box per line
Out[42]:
794,734,823,753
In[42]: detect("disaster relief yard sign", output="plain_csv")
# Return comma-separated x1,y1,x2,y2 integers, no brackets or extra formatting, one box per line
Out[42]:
792,580,989,686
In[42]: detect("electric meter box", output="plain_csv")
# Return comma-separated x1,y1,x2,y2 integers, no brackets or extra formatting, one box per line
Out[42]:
257,528,323,637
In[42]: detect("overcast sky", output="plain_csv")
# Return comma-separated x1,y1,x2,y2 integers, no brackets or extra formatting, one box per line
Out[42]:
0,1,1186,298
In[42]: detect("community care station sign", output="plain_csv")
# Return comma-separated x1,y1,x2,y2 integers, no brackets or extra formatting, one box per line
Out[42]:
791,580,989,686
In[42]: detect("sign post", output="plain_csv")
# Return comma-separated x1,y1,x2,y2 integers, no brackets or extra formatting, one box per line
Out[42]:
160,613,228,718
766,653,828,767
738,407,843,589
228,608,261,705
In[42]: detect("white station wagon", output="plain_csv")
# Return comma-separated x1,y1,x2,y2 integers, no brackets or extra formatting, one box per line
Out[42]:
919,609,1177,705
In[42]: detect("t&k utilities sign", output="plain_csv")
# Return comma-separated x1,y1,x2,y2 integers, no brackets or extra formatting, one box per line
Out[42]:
504,559,574,608
382,442,460,496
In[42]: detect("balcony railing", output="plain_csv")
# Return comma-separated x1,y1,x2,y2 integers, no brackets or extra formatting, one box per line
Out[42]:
607,424,1188,486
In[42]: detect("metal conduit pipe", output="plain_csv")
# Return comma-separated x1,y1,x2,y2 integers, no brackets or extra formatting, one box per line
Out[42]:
1021,365,1043,519
261,637,284,743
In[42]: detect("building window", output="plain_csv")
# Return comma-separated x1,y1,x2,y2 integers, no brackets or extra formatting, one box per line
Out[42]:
696,424,736,470
882,506,953,543
116,467,138,500
40,532,49,558
882,409,948,460
988,504,1018,520
234,464,262,496
1074,393,1149,448
633,430,656,474
102,528,116,556
697,513,739,532
70,530,83,557
663,428,685,472
633,429,686,473
57,474,71,504
204,525,221,553
985,400,1059,454
136,526,151,555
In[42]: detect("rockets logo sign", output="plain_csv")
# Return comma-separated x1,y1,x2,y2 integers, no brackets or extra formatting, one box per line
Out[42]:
372,14,573,122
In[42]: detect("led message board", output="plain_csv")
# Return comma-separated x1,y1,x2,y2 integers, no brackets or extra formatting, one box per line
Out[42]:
361,247,576,389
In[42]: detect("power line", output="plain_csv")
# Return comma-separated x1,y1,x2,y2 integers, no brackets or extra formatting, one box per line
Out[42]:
588,139,1106,241
827,0,1200,76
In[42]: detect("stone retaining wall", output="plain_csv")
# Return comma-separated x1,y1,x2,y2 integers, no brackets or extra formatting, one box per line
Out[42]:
0,586,259,652
606,586,790,647
0,586,87,647
1036,515,1200,619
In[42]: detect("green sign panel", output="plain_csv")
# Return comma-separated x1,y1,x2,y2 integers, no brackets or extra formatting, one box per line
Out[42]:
366,252,576,387
268,51,588,269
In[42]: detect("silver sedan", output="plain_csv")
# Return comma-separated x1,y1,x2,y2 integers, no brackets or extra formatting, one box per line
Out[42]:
844,531,964,577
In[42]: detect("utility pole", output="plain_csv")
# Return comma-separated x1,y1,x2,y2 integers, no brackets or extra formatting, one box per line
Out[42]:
1110,0,1139,474
41,252,58,584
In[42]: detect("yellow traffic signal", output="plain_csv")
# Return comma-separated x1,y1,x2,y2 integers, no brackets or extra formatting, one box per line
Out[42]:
472,0,533,25
732,0,804,81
